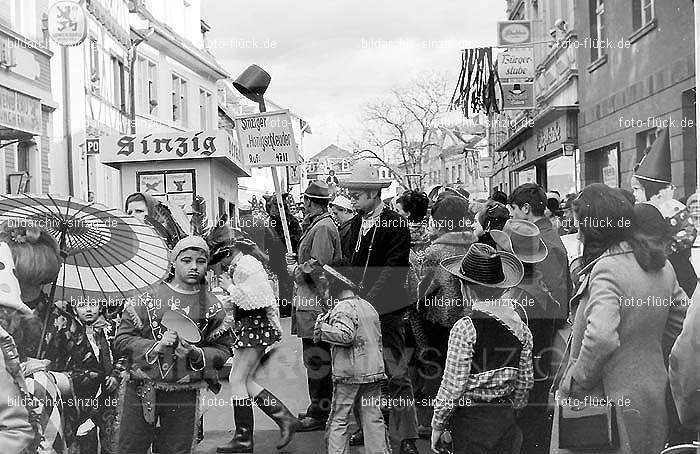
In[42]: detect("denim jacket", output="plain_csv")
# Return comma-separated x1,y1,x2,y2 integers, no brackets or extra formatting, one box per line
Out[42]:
314,295,386,384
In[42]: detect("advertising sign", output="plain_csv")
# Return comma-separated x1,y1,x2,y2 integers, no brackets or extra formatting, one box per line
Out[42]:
0,87,41,136
497,21,532,46
234,109,299,167
85,137,100,154
497,47,535,80
502,83,535,110
602,165,618,188
478,157,494,178
47,1,88,46
287,166,301,185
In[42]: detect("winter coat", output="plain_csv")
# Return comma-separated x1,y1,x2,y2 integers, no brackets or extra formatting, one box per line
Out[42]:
347,207,412,317
293,211,342,338
669,288,700,429
314,295,386,384
550,243,688,454
417,231,478,328
534,217,572,321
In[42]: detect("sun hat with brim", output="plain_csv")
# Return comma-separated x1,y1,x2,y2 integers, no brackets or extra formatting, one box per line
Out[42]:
330,195,353,211
0,242,31,315
490,219,548,263
441,243,524,288
303,180,333,199
339,160,391,190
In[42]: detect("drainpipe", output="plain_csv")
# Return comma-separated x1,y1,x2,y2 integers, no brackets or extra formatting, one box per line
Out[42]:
62,46,74,196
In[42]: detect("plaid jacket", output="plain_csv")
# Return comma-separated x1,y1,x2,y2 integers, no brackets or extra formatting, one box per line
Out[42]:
432,300,534,431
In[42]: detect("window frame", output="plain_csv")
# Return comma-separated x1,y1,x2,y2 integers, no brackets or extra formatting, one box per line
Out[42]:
171,73,188,127
592,0,605,62
136,56,158,115
199,87,213,129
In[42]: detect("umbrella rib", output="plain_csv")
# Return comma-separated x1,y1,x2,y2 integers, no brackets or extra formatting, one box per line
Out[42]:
71,235,132,299
67,227,166,287
70,227,168,278
15,194,65,224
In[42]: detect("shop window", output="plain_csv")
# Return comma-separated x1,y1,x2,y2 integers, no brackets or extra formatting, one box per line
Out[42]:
172,74,188,127
632,0,654,31
199,88,213,129
589,0,605,62
111,56,126,113
218,197,226,219
137,169,196,216
517,167,537,186
546,155,576,197
635,128,657,166
137,56,158,115
585,143,619,187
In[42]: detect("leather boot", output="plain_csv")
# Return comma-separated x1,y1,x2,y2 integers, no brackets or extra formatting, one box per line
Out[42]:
253,389,301,449
216,398,254,453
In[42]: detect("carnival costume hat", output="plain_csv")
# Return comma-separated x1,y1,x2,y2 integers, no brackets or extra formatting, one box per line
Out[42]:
330,195,353,211
441,242,524,288
634,127,672,185
490,219,548,263
339,160,391,190
303,181,332,199
169,236,210,263
0,242,31,315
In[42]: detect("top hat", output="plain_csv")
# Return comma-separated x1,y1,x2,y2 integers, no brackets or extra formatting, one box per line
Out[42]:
634,127,672,185
232,65,271,103
303,180,332,199
339,161,391,190
441,243,523,288
490,219,548,263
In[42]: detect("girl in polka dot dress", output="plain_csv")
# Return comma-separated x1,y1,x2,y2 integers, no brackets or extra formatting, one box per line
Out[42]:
216,232,301,453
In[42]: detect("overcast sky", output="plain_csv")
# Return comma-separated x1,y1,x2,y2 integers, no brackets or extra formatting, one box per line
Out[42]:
201,1,506,158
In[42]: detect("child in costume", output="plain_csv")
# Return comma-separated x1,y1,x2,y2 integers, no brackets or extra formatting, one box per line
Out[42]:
432,243,534,454
114,236,233,454
72,298,127,454
215,229,300,453
312,264,390,454
631,127,697,297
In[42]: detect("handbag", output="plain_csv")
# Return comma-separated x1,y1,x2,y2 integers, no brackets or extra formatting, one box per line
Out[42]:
558,395,619,451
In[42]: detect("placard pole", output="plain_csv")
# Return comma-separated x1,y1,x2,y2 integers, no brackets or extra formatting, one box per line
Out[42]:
271,164,293,254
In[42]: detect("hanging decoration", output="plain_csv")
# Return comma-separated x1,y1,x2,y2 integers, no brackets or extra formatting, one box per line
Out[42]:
450,47,502,117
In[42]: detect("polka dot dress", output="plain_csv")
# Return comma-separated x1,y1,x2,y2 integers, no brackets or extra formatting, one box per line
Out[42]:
232,312,281,348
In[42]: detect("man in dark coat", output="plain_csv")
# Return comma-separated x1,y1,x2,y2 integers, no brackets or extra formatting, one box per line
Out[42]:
340,161,419,454
289,181,342,431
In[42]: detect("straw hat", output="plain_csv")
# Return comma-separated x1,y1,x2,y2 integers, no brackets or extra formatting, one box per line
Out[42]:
339,160,391,190
491,219,548,263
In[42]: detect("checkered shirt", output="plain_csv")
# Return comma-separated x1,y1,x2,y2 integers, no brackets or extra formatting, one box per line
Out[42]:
431,316,534,431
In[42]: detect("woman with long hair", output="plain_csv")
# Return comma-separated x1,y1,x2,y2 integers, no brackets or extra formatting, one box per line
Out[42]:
216,229,300,453
550,184,688,454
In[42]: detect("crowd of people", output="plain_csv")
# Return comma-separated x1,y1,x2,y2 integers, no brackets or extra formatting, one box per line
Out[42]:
0,127,699,454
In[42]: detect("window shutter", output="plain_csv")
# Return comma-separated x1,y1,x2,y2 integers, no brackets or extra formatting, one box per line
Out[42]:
632,0,641,30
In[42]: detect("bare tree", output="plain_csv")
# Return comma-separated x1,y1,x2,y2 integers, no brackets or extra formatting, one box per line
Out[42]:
350,73,452,191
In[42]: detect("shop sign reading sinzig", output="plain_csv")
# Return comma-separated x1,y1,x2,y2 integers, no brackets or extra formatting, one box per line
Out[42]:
99,130,238,166
234,109,299,167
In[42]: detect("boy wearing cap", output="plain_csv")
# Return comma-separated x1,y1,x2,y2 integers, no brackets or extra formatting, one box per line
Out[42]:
312,265,390,454
431,243,534,454
115,237,233,454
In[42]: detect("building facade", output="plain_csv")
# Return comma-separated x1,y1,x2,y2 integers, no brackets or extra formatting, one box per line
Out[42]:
575,0,696,196
490,0,579,197
0,0,56,195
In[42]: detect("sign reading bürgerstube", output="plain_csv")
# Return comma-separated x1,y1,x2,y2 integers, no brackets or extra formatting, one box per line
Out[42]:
234,109,299,167
497,47,535,80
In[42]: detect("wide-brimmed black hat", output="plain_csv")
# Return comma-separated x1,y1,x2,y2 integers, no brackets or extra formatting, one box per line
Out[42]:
441,243,524,288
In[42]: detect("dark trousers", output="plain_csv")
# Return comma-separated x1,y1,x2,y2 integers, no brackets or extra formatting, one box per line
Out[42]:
117,382,198,454
380,312,419,441
302,338,333,420
451,404,518,454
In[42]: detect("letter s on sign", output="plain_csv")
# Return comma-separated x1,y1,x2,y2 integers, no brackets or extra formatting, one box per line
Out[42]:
117,136,135,156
